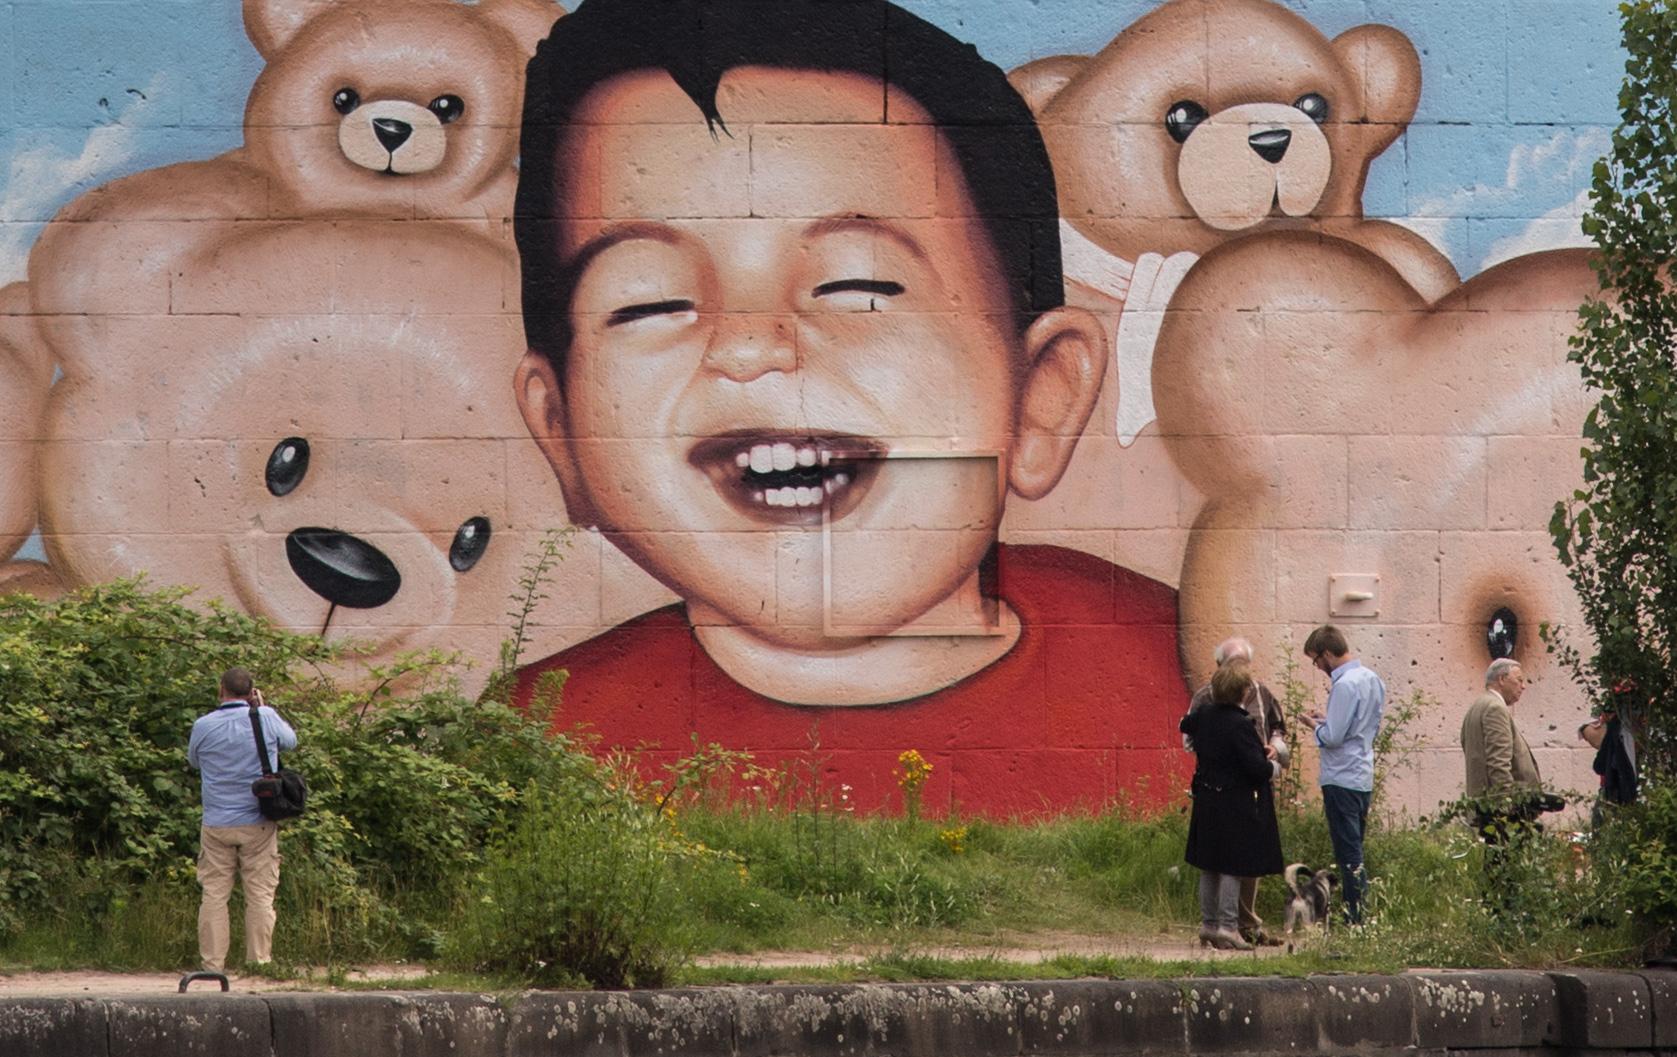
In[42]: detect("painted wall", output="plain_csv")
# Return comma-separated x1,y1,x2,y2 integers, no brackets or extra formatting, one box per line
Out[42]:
0,0,1625,817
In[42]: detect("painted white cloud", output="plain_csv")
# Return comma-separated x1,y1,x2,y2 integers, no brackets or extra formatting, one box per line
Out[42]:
0,76,166,286
1392,128,1608,276
1479,188,1593,269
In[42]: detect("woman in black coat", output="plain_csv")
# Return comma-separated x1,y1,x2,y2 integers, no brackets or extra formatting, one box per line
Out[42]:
1181,664,1285,949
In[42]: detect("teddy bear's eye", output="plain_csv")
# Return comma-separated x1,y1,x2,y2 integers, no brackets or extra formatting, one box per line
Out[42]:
449,516,491,572
428,95,465,124
1164,100,1209,144
1294,93,1329,125
266,437,310,497
1487,606,1518,660
332,88,360,115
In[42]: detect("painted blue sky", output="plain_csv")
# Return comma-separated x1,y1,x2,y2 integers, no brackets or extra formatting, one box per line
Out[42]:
0,0,1628,283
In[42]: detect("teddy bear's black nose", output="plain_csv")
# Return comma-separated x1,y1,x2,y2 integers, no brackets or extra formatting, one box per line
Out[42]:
1248,128,1292,164
286,527,402,609
372,117,413,153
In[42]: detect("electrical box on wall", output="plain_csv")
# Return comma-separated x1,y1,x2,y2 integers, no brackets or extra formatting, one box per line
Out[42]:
1330,573,1381,618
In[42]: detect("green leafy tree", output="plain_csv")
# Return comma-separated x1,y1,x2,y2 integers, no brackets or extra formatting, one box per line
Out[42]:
1551,0,1677,779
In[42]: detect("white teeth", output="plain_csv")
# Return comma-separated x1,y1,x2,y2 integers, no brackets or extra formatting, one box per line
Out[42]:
796,446,817,467
797,486,819,507
735,451,750,468
835,472,850,486
753,490,764,503
749,444,774,473
775,486,798,505
772,442,796,471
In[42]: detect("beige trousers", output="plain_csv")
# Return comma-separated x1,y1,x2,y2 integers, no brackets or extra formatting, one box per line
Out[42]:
197,822,281,971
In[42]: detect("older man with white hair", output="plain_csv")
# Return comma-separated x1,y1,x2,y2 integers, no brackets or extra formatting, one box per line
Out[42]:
1185,636,1289,944
1461,658,1542,818
1460,657,1550,907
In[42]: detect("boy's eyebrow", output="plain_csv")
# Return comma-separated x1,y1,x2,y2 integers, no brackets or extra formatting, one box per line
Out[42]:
804,216,930,263
564,221,689,274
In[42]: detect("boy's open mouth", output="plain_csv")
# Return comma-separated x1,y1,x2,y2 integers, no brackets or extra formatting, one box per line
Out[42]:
688,431,887,525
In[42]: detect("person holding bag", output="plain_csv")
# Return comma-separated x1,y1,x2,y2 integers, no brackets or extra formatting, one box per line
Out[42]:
1181,664,1285,950
187,667,298,973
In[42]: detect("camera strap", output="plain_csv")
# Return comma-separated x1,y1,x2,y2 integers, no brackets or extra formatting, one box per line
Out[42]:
247,703,276,777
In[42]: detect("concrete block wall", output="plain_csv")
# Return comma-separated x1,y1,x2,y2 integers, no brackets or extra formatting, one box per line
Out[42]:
3,971,1676,1056
0,0,1629,816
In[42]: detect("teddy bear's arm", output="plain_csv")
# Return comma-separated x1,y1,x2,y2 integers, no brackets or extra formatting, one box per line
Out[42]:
0,281,51,567
1333,218,1460,304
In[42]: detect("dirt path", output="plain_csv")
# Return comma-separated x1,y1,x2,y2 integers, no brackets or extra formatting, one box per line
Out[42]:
0,965,431,997
0,931,1292,996
691,927,1295,969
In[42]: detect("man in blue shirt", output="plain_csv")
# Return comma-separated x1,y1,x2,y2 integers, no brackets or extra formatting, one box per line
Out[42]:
187,668,298,972
1303,625,1385,925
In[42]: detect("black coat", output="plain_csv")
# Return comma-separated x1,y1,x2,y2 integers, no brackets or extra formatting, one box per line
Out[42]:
1181,700,1284,877
1593,716,1639,805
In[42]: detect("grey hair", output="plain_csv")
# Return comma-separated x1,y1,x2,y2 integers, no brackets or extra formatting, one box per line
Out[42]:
1485,657,1522,688
1213,637,1255,666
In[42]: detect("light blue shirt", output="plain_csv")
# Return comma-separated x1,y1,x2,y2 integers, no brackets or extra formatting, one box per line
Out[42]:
187,700,298,828
1314,659,1385,792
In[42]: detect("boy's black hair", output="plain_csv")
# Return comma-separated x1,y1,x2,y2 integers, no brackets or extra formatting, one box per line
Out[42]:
515,0,1065,369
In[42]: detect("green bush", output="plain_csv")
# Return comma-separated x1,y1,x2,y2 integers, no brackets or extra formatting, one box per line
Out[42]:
447,770,700,988
1606,780,1677,945
0,578,604,967
0,582,334,933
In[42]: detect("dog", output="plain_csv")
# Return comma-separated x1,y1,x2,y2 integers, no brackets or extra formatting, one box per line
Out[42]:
1283,863,1338,934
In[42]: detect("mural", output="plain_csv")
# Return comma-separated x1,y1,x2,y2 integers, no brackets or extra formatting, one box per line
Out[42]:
0,0,1622,815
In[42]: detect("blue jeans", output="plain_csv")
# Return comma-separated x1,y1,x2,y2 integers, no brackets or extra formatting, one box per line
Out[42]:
1322,785,1372,924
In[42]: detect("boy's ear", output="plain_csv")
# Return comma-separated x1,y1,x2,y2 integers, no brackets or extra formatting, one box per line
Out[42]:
514,349,596,527
1008,306,1108,501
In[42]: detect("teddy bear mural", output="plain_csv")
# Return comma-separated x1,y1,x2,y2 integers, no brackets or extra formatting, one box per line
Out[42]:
0,0,641,684
1152,234,1598,799
1004,0,1602,804
0,283,52,595
1004,0,1462,591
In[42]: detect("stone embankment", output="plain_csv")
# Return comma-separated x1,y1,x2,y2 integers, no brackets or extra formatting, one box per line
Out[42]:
2,970,1673,1056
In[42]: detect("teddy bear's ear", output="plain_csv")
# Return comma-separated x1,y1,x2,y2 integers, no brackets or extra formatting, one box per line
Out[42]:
481,0,565,57
1007,55,1088,116
244,0,331,59
1331,24,1421,151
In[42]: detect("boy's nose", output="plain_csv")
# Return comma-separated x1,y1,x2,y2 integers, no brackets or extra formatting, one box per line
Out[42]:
701,313,799,381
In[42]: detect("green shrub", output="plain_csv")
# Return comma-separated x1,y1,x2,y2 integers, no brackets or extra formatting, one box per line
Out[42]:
1606,780,1677,946
0,581,335,933
448,769,701,988
0,578,596,967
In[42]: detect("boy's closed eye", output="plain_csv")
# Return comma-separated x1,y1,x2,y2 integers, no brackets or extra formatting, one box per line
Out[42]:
812,278,905,310
606,299,696,327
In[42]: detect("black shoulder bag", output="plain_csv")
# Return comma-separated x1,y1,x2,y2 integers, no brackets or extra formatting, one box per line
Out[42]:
248,703,307,821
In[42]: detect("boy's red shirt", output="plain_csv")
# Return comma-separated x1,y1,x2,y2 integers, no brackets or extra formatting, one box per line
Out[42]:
513,544,1189,816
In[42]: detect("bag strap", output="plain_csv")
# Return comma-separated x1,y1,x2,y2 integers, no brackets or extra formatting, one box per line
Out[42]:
247,703,275,777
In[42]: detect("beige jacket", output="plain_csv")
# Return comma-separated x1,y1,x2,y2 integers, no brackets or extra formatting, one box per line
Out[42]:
1460,690,1541,799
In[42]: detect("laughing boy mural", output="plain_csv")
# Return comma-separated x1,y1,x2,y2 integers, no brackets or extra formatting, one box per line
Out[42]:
509,0,1187,814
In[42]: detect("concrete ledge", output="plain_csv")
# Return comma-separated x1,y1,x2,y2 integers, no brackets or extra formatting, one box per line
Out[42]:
1015,979,1184,1056
1183,977,1317,1055
1412,971,1556,1049
1,970,1674,1057
1549,971,1652,1050
1307,974,1413,1052
1643,970,1677,1049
